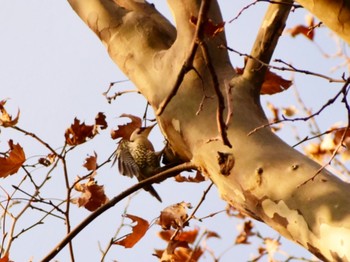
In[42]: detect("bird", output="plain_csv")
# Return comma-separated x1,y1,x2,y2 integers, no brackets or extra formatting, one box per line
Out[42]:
115,124,162,202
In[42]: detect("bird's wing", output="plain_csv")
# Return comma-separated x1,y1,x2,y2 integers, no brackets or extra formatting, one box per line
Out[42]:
115,140,140,178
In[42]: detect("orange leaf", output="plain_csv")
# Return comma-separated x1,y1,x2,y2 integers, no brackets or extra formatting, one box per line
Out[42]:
260,70,292,95
111,114,142,140
158,228,199,244
73,179,108,211
190,16,225,38
65,118,95,146
114,214,149,248
83,152,98,171
0,99,20,127
0,251,9,262
0,140,26,178
236,68,292,95
286,15,315,41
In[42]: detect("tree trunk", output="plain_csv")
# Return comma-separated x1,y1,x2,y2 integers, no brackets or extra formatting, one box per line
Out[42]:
67,0,350,260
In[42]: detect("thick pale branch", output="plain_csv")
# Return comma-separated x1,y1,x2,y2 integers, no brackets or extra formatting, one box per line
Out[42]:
68,0,176,103
297,0,350,45
243,0,293,93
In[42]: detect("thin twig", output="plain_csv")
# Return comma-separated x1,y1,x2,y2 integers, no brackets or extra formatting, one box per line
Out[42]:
156,0,211,116
249,78,350,135
221,45,346,83
200,42,231,148
41,162,197,262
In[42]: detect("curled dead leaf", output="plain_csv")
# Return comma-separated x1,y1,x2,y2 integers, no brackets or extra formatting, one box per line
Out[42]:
0,99,20,127
38,153,56,167
73,179,108,211
111,114,142,140
158,202,192,230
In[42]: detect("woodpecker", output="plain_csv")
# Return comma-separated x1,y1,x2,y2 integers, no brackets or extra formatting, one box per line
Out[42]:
115,124,162,202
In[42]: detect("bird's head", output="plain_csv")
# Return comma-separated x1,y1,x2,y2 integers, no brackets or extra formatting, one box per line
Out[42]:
129,123,156,142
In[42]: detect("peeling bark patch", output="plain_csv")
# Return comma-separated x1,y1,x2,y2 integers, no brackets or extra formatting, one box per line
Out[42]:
320,223,350,260
217,151,235,176
171,118,181,133
307,243,328,261
331,251,349,262
272,212,288,228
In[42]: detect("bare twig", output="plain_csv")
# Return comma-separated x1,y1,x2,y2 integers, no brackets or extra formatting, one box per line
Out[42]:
156,0,211,116
221,45,346,83
41,162,197,262
249,78,350,135
100,196,133,261
229,0,301,23
200,42,232,147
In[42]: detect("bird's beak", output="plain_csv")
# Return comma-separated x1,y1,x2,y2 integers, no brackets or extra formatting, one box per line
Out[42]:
142,123,157,137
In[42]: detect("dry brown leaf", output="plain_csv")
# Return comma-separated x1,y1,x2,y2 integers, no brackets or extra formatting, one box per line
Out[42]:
113,214,149,248
73,179,108,211
236,68,292,95
235,220,254,245
111,114,142,140
83,152,98,171
205,230,221,240
95,112,108,130
260,70,293,95
334,127,350,145
287,25,314,40
65,118,95,146
190,16,225,38
0,99,20,127
0,140,26,178
157,240,203,262
158,202,192,230
282,106,297,117
158,228,199,244
38,153,56,167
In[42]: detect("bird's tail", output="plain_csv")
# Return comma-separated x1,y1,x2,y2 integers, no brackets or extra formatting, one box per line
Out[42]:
144,185,162,202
